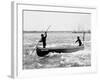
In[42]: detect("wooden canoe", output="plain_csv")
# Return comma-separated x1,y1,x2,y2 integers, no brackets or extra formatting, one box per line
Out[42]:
36,45,84,57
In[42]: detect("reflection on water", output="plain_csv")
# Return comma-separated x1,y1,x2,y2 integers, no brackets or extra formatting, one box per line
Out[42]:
23,32,91,69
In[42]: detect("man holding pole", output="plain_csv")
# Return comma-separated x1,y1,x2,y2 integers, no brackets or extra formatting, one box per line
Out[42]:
30,25,51,55
39,25,51,48
39,32,47,48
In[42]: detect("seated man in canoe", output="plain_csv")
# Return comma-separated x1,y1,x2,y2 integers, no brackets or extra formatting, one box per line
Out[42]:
75,36,82,46
39,32,47,48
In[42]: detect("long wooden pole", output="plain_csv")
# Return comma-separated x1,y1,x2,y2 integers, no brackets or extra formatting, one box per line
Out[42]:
83,32,85,46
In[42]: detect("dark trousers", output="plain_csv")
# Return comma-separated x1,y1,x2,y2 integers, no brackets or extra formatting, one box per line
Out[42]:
43,42,46,48
79,42,82,46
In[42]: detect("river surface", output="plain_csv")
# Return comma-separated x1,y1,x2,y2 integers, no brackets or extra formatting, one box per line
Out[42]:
23,32,91,69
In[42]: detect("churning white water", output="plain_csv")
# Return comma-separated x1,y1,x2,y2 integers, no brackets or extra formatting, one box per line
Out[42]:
23,32,91,69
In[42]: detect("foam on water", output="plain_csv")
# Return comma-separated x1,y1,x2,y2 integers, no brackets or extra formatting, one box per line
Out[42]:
23,32,91,69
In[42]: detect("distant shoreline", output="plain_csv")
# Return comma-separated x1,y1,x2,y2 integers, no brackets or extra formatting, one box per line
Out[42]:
23,31,91,33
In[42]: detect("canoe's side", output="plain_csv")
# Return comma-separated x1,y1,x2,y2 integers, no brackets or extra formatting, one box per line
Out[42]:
62,46,84,53
36,46,84,57
48,45,84,53
36,48,50,57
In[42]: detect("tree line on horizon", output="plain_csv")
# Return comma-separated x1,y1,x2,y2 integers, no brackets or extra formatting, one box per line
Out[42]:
23,30,91,33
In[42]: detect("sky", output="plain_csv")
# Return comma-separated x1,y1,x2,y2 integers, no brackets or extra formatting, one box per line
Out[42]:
24,10,91,31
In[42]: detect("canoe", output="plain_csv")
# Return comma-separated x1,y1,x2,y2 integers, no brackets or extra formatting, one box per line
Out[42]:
36,45,84,57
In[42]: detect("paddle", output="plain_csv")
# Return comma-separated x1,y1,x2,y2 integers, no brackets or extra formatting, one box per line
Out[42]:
83,32,85,46
30,25,52,55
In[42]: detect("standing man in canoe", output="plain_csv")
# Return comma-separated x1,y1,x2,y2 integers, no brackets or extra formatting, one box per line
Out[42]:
75,36,82,46
39,32,47,48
